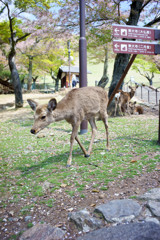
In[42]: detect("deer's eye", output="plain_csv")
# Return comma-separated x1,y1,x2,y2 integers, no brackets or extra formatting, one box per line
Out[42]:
41,116,46,120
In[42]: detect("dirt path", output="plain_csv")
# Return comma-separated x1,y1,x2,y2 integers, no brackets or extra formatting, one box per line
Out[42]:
0,90,68,122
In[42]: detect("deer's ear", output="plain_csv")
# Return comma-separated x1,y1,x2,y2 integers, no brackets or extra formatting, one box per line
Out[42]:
27,99,38,111
47,98,57,112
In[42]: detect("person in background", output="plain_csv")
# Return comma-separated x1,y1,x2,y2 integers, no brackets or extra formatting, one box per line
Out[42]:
72,74,77,88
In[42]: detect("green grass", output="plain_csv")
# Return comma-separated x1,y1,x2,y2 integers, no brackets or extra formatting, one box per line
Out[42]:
87,59,160,88
33,57,160,89
0,113,159,205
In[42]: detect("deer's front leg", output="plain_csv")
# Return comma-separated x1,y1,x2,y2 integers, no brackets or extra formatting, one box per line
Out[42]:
126,102,131,115
67,133,76,167
67,123,79,167
114,101,118,116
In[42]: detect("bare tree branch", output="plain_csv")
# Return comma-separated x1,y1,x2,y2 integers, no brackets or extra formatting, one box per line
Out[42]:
140,0,152,13
145,16,160,27
16,33,31,43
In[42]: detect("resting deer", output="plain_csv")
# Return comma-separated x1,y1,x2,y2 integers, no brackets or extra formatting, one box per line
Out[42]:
27,86,109,167
129,101,144,115
114,85,138,116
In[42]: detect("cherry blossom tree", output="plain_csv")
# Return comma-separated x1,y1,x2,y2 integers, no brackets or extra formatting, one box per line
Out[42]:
0,0,59,107
58,0,160,92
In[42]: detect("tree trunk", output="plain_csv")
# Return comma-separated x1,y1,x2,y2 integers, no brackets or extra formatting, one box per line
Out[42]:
98,47,109,88
109,0,144,98
27,56,33,91
146,72,154,86
51,69,59,91
146,76,153,86
32,76,38,89
109,53,130,97
8,47,23,108
149,79,153,86
55,78,59,91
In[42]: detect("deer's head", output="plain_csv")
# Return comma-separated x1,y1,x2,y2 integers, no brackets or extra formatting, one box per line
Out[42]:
27,98,57,134
128,84,138,97
129,101,137,114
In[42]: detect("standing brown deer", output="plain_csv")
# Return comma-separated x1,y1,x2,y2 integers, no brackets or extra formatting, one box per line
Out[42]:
114,85,138,116
27,86,109,167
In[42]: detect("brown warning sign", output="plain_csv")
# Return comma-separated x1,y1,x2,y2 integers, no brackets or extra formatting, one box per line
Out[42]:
113,40,159,55
112,24,159,40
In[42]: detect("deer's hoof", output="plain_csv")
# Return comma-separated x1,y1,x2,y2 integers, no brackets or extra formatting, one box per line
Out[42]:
85,154,90,158
66,164,71,168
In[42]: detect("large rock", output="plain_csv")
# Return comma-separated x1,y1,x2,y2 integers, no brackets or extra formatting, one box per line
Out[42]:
77,222,160,240
94,199,142,223
69,209,102,233
147,200,160,217
137,188,160,201
20,223,66,240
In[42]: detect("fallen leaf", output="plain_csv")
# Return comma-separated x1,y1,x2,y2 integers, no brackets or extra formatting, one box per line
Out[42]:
61,183,67,188
9,211,14,216
37,133,45,138
67,208,74,212
130,160,137,163
55,223,64,228
25,164,31,167
92,189,99,193
90,203,96,207
99,194,105,199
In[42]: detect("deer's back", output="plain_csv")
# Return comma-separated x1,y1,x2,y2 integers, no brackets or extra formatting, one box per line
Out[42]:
57,87,108,120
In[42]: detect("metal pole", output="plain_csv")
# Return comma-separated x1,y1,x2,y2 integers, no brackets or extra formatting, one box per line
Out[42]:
79,0,87,134
156,89,158,105
67,40,71,88
158,100,160,145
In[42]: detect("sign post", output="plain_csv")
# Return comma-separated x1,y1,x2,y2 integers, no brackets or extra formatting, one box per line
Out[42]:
113,40,160,55
158,100,160,145
79,0,88,134
111,24,160,144
113,24,160,40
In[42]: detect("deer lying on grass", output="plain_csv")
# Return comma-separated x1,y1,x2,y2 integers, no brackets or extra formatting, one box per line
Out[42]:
129,101,144,115
27,86,109,167
114,85,138,116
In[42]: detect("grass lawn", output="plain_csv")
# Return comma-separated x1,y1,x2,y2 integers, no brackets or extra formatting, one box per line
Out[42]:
40,58,160,89
0,104,159,239
0,110,159,200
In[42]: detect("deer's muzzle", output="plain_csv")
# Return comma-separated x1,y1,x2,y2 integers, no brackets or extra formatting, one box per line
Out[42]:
31,129,36,134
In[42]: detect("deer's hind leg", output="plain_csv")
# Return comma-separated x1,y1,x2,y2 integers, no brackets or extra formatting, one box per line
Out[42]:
75,136,89,157
87,117,97,156
67,123,80,167
101,111,109,151
118,102,123,116
114,100,118,116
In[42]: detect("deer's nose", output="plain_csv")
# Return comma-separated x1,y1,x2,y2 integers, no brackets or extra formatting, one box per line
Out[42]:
31,129,36,134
